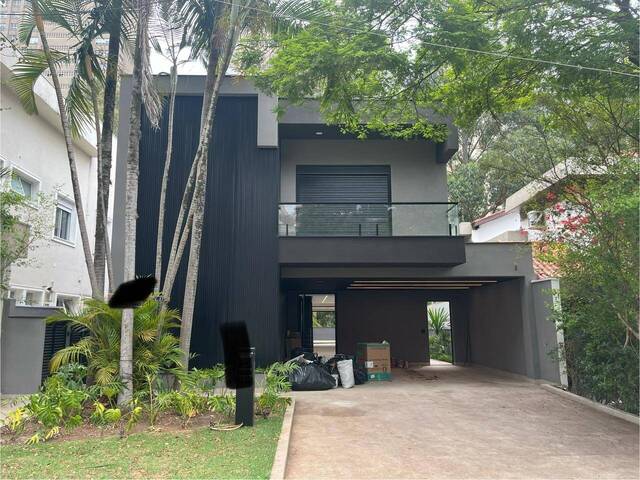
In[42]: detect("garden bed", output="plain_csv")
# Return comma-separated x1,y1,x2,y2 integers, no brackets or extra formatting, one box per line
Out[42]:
0,410,223,445
1,415,283,479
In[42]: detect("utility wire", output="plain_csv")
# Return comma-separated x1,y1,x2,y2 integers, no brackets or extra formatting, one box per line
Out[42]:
0,0,638,77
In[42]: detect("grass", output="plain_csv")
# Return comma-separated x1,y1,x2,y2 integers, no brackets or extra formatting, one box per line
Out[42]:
1,416,283,480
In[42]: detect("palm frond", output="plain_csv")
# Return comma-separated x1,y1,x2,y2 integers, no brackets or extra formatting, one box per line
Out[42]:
65,71,94,137
50,337,94,372
10,49,69,114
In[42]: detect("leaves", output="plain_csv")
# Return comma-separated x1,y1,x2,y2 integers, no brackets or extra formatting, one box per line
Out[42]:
48,297,184,391
10,49,68,115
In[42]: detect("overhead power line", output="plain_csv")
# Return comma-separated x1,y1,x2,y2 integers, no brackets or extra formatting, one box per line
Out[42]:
0,0,638,77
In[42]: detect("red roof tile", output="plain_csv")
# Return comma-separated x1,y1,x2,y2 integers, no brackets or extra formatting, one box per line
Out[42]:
532,257,560,279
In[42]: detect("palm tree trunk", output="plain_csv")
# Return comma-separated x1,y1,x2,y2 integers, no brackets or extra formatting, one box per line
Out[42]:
118,1,150,406
160,0,236,302
95,0,122,295
179,0,244,369
161,154,196,299
31,0,99,298
155,62,179,286
84,52,111,301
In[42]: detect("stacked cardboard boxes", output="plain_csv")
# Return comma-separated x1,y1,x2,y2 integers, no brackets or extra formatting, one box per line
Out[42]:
356,342,391,381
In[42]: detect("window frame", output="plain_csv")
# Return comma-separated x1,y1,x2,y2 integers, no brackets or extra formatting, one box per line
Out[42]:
6,164,41,202
52,194,77,246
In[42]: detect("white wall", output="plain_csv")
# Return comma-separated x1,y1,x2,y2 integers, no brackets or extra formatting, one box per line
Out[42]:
1,83,98,302
471,209,522,243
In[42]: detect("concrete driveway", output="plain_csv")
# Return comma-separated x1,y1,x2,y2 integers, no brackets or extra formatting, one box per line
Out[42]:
285,364,639,479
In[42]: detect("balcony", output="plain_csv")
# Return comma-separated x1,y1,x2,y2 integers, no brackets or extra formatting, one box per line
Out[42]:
278,203,466,267
278,203,459,237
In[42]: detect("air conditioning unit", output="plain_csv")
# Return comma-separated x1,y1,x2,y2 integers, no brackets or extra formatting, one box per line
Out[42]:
527,210,545,228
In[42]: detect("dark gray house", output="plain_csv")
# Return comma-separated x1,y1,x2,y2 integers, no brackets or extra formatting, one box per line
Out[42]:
113,76,564,384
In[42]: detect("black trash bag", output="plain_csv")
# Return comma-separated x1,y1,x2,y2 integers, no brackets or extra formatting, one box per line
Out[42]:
353,365,368,385
289,362,336,391
290,349,319,363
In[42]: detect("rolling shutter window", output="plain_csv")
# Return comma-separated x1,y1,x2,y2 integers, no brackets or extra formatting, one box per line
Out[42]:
295,166,391,235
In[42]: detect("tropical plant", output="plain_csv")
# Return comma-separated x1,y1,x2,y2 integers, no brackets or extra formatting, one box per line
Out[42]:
161,0,332,371
11,374,89,444
90,401,122,426
11,0,136,297
48,298,183,393
256,361,296,417
208,394,236,420
428,307,449,336
11,0,108,298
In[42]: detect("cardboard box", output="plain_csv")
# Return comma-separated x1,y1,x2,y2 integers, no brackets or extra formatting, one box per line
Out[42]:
356,342,391,381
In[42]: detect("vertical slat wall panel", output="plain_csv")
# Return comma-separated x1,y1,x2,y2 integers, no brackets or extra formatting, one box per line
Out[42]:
136,96,281,367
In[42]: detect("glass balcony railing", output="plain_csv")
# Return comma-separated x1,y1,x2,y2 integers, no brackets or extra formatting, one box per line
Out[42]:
279,203,459,237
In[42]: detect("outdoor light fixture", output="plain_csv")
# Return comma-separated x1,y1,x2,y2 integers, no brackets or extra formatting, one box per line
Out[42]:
315,131,324,135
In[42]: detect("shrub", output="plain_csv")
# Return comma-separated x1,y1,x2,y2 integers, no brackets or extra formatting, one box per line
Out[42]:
5,374,90,444
47,298,184,392
90,402,122,426
429,332,452,363
256,362,296,417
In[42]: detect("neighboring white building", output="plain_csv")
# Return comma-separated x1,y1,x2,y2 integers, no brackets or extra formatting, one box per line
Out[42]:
1,55,112,310
469,162,591,244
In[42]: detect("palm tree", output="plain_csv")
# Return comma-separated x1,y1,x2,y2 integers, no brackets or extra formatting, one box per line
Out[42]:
14,0,100,297
48,298,183,392
12,0,132,298
119,0,160,405
95,0,125,296
151,0,189,285
169,0,330,369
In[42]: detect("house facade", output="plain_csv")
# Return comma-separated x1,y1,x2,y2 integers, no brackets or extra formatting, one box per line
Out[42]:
0,56,106,310
113,76,564,383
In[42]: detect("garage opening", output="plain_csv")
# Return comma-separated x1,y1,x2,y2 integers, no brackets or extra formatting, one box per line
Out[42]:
428,301,453,364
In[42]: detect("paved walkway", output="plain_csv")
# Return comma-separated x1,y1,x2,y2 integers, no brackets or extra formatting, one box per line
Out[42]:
285,364,639,479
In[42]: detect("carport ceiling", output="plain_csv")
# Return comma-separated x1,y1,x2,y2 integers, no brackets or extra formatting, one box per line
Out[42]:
347,280,498,290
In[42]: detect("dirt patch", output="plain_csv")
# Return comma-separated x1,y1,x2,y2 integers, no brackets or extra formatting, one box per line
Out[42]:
0,411,230,445
404,370,439,381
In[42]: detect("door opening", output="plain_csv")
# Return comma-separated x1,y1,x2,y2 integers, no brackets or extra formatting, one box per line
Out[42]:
312,294,335,360
428,301,453,364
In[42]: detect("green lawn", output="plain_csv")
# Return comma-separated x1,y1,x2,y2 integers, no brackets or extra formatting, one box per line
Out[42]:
1,416,283,480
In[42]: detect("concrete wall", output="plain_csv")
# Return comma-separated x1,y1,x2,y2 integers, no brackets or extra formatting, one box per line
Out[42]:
0,300,55,394
280,139,450,235
336,290,429,362
1,76,100,300
531,279,566,384
468,279,528,375
281,243,556,378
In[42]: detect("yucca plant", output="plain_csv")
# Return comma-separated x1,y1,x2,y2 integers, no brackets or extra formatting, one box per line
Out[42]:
48,297,183,393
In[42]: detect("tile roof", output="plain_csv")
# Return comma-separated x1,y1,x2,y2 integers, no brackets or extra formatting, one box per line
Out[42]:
532,257,560,279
